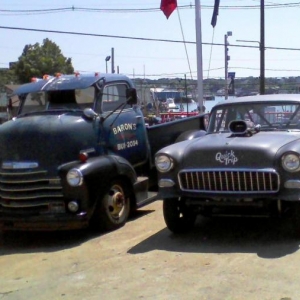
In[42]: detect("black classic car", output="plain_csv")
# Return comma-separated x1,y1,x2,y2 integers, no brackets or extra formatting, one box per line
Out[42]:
155,94,300,233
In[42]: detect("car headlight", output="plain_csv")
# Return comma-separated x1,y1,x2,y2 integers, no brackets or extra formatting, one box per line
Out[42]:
67,168,83,186
155,154,174,173
282,153,300,172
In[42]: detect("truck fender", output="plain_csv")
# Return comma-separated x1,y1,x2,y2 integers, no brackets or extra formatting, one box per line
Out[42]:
175,129,206,143
83,155,135,185
59,155,137,203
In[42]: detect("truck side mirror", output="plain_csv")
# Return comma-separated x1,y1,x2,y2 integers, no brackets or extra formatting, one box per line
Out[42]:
83,108,98,120
126,88,138,105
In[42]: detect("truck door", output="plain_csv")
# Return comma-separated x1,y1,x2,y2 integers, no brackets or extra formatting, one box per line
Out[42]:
100,83,149,166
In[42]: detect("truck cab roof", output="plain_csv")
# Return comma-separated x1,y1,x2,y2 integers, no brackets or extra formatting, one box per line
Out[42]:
13,73,134,95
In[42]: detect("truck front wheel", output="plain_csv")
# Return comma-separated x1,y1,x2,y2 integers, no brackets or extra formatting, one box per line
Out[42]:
92,179,131,232
163,198,196,233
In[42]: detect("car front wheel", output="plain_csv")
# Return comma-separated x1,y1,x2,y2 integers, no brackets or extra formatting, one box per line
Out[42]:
291,201,300,238
163,197,196,234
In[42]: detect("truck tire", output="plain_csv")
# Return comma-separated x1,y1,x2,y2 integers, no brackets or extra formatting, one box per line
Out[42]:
163,198,196,234
92,179,131,232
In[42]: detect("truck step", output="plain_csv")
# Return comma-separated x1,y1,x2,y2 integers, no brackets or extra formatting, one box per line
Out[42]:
134,177,158,208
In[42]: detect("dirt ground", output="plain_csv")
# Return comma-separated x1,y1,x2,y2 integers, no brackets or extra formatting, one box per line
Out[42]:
0,200,299,300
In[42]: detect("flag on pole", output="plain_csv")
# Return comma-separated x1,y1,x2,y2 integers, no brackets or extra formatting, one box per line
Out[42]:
211,0,220,27
160,0,177,19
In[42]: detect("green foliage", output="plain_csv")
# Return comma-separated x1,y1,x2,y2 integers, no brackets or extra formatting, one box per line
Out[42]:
134,76,300,96
13,38,74,83
0,69,19,92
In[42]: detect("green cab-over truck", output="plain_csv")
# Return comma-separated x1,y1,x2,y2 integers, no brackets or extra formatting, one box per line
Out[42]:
0,72,207,232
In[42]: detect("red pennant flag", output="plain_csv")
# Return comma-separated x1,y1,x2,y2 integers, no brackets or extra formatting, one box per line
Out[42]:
160,0,177,19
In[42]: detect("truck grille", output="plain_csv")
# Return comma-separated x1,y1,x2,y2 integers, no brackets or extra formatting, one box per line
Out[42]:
178,168,280,193
0,169,64,213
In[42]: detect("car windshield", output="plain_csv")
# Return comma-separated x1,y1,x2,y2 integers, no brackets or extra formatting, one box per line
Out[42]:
207,102,300,133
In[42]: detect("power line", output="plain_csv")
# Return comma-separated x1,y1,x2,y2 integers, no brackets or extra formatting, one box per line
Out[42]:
0,2,300,15
0,25,300,52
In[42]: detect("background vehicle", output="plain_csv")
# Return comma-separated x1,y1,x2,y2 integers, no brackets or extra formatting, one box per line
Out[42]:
155,94,300,234
0,72,207,232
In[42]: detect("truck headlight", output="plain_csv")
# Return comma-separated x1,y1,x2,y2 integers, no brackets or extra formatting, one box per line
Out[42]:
155,154,173,173
282,153,300,172
67,168,83,186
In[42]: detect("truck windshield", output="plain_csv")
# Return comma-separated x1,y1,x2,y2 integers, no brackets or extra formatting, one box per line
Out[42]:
207,102,300,133
18,87,95,115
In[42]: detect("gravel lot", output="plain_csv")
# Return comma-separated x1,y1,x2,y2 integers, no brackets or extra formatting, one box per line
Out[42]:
0,200,299,300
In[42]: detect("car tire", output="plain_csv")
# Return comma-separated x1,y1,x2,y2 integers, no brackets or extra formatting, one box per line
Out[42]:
91,179,131,232
291,202,300,238
163,197,196,234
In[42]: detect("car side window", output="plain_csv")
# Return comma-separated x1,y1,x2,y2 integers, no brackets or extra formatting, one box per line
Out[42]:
209,108,228,132
101,84,128,113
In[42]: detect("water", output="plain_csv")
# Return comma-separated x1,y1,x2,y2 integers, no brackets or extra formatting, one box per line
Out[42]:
203,96,235,112
175,96,236,114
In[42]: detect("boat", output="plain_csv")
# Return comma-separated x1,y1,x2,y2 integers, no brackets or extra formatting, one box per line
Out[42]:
216,89,225,96
149,88,182,102
166,98,179,110
203,94,215,101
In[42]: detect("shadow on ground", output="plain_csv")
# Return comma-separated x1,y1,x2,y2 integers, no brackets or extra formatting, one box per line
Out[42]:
128,216,300,259
0,209,155,255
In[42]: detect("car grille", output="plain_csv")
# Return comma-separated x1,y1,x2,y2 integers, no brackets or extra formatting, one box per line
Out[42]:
0,169,64,214
179,168,280,193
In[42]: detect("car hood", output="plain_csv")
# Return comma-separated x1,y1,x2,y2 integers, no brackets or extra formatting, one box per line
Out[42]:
176,131,300,169
0,114,97,174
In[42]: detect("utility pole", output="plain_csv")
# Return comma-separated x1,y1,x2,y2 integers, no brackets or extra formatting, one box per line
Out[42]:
111,47,115,73
236,1,265,94
105,55,111,73
184,74,188,115
236,39,263,94
260,0,265,94
224,31,232,100
195,0,204,112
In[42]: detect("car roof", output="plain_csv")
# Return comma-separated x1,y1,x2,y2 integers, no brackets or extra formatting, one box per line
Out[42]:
13,73,133,95
213,94,300,108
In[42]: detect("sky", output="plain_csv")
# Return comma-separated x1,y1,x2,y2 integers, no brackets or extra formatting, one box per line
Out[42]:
1,0,300,81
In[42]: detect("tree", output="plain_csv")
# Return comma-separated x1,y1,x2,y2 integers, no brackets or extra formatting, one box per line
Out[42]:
0,69,19,91
13,38,74,83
